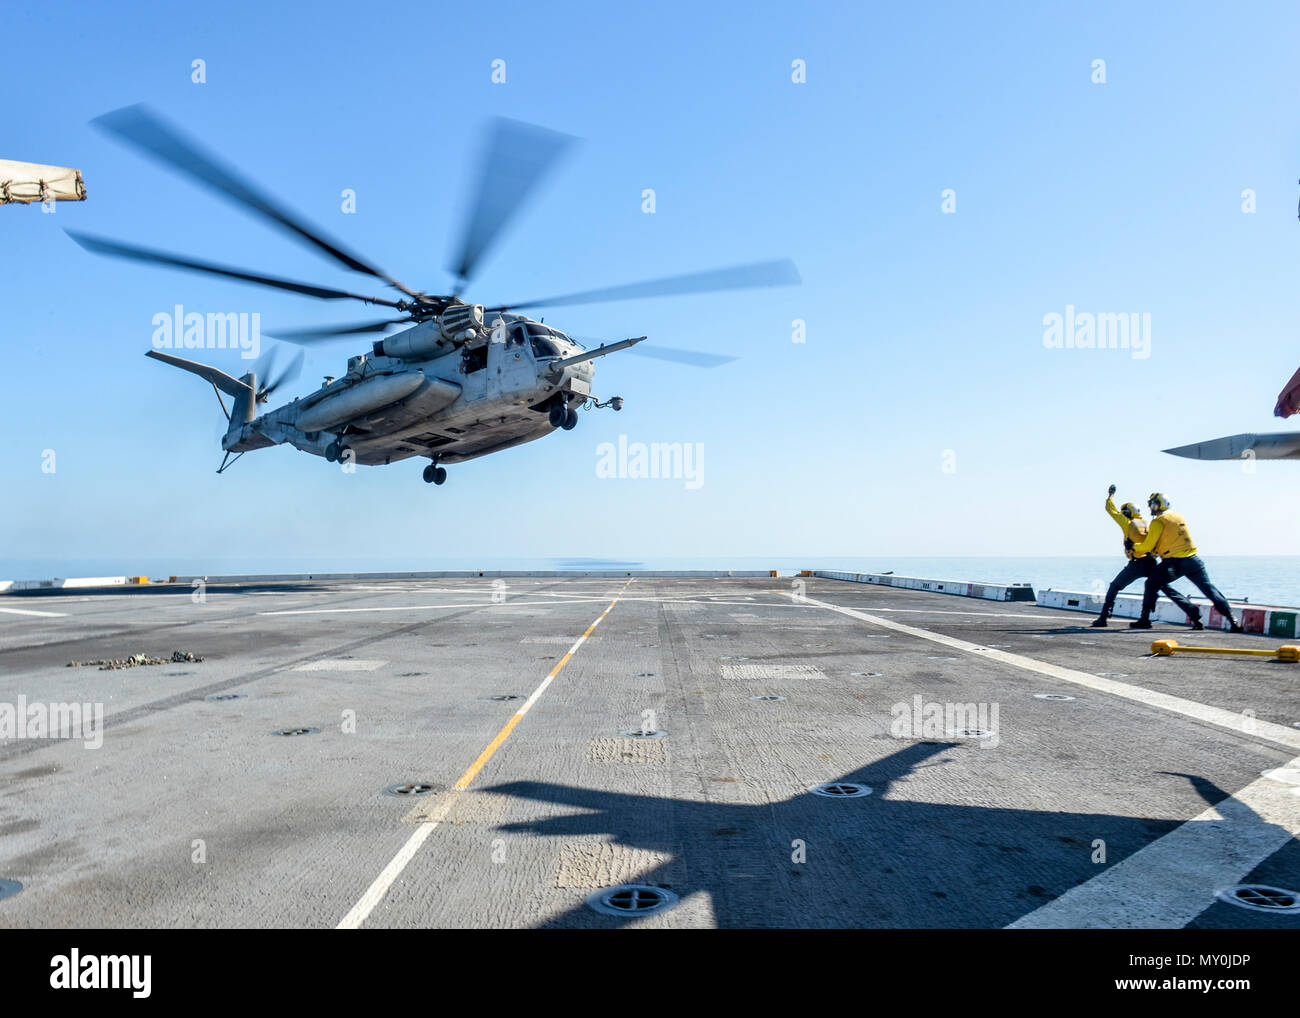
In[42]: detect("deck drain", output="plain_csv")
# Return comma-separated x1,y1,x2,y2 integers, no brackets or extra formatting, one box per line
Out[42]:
384,782,440,798
1034,693,1076,701
1215,885,1300,913
487,694,524,701
396,672,426,677
749,695,787,702
631,672,657,678
0,879,21,901
810,782,872,798
850,671,883,677
272,727,319,737
205,693,246,702
947,728,994,739
1096,672,1129,678
587,884,679,917
619,728,667,739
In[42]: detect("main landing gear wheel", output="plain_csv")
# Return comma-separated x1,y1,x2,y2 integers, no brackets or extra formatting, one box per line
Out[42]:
422,463,447,485
548,403,567,429
561,406,578,430
325,440,346,463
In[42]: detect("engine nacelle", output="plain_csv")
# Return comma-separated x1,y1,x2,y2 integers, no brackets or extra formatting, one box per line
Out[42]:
438,302,486,343
372,304,486,361
373,322,444,361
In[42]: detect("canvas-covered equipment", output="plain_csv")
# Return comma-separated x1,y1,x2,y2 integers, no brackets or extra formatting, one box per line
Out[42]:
0,159,86,204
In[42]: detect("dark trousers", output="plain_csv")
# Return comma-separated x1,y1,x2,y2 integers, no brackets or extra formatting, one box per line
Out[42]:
1103,556,1198,620
1140,555,1233,621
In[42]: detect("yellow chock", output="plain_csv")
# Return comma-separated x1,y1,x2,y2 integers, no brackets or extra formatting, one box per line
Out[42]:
1151,639,1300,662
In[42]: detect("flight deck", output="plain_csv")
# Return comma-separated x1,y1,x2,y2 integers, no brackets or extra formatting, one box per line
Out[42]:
1,574,1297,929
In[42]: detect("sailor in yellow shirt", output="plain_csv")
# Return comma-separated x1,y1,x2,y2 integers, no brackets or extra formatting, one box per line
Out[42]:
1128,492,1243,632
1092,485,1199,628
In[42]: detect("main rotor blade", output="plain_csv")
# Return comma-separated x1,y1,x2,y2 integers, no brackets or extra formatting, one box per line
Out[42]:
571,336,737,368
270,319,410,342
629,345,738,368
450,118,577,291
67,231,406,307
1163,432,1300,460
485,259,801,312
92,104,425,301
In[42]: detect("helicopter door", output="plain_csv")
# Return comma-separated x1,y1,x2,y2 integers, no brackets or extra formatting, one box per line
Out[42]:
495,323,536,392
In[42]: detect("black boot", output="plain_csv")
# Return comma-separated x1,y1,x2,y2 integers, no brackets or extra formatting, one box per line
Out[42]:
1090,614,1109,628
1229,620,1244,634
1129,617,1153,630
1190,616,1204,631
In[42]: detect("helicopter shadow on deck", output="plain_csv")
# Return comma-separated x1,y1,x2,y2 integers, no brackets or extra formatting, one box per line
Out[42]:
486,741,1268,928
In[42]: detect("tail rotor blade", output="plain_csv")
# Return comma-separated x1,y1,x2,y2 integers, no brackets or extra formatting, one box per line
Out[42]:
262,347,304,397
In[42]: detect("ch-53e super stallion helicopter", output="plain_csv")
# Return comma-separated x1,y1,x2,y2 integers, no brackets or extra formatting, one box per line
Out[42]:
69,106,799,486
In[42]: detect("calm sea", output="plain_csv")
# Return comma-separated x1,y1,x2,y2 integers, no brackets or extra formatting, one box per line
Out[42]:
3,555,1297,608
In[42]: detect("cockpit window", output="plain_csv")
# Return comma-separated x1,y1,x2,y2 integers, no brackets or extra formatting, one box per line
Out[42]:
530,335,559,358
506,324,528,349
526,324,561,358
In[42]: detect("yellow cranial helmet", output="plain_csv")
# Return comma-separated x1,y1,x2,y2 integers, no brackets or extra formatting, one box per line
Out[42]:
1148,492,1171,513
1120,502,1142,519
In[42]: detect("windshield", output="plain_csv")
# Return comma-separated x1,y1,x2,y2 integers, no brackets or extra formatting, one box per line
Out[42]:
526,323,562,358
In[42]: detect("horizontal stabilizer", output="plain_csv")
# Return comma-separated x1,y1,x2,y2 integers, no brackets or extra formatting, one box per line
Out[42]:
1163,432,1300,460
146,350,252,398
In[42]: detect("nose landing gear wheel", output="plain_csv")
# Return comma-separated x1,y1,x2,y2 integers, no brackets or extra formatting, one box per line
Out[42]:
561,406,578,430
422,463,448,485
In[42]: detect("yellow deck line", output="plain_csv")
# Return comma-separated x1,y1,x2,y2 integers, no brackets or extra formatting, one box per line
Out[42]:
336,579,632,928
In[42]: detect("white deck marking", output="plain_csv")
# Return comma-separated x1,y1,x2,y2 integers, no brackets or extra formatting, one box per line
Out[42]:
292,659,387,672
1007,755,1300,928
0,607,68,617
803,595,1300,753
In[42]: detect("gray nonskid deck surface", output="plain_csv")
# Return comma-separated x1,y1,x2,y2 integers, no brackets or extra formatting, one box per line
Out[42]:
0,576,1296,928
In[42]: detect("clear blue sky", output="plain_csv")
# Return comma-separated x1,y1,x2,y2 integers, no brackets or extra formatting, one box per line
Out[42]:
4,0,1299,568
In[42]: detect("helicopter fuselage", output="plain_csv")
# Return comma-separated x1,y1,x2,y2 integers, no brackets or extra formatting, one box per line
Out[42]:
227,314,596,467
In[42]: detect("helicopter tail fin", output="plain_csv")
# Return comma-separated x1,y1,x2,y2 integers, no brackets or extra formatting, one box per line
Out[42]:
145,349,259,439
